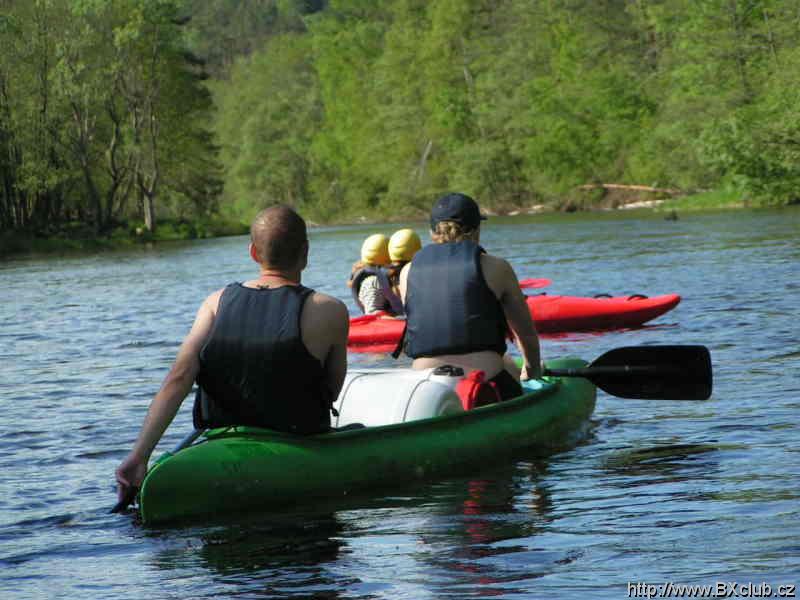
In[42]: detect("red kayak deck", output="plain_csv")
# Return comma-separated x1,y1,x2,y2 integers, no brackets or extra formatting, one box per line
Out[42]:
348,293,680,353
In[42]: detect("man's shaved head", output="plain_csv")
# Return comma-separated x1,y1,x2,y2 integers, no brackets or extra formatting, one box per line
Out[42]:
250,205,308,270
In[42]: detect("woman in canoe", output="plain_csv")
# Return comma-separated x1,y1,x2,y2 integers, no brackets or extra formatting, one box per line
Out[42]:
397,193,542,401
349,229,421,316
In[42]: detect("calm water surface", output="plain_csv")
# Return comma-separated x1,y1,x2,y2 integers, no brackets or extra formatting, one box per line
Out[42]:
1,208,799,599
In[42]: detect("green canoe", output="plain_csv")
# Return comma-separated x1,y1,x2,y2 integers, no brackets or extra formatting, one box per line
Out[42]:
138,357,596,524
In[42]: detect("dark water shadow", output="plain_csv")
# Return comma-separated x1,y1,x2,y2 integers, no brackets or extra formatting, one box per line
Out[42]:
145,510,352,599
602,443,722,480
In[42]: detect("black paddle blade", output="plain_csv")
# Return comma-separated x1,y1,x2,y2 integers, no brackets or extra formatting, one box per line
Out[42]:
589,345,712,400
544,345,713,400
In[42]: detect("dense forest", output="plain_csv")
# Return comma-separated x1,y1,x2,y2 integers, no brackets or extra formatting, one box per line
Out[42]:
2,0,800,245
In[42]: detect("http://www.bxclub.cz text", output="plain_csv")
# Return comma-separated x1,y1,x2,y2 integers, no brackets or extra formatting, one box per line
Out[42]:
627,581,796,598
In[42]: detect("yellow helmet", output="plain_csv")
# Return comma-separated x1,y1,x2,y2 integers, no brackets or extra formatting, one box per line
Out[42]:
360,233,390,265
388,228,422,263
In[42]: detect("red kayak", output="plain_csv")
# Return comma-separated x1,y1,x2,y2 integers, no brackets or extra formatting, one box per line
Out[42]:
348,293,681,353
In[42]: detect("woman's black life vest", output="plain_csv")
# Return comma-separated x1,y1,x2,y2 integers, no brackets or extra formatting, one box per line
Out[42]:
193,283,331,434
402,240,508,358
350,266,404,315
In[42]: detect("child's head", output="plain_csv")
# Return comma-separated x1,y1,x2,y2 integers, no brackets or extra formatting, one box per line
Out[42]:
360,233,391,266
388,229,422,264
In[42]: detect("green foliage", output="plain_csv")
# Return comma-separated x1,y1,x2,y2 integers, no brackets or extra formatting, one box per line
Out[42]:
659,188,746,212
220,0,789,219
697,36,800,205
214,32,321,220
0,0,220,235
4,0,800,250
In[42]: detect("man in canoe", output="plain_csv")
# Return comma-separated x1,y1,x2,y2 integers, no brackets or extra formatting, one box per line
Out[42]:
397,192,542,400
115,205,349,503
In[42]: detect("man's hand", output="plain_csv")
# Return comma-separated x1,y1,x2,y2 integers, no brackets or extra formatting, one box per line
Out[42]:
112,291,219,509
115,452,147,502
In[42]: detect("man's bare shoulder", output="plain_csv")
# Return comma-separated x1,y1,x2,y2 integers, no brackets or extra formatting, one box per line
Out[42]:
301,291,349,352
306,291,349,320
201,288,225,315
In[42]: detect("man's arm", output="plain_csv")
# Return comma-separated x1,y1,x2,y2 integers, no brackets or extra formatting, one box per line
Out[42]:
485,256,542,380
322,297,349,400
114,291,219,500
301,292,350,400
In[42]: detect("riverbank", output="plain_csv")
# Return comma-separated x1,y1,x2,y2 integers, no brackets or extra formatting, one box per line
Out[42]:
0,217,249,259
317,187,774,226
1,189,788,259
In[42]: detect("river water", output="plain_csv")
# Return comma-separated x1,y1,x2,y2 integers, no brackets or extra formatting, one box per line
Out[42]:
1,208,798,599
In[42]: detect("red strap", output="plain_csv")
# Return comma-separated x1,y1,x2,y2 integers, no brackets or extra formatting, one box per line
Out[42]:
455,370,501,410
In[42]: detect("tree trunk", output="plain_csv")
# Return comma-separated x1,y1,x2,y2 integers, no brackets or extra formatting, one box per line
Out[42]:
1,170,13,229
728,0,753,102
142,191,155,232
81,161,104,232
104,100,131,226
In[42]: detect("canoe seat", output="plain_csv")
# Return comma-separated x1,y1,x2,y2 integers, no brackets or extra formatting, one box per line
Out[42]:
333,368,465,428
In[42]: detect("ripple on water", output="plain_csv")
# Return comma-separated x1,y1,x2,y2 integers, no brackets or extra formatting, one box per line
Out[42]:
1,209,799,598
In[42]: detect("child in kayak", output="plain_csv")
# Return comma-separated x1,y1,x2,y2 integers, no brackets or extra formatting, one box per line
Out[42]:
348,234,401,315
388,228,421,274
348,229,421,316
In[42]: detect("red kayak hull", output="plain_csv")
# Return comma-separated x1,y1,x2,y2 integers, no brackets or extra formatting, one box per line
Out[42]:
527,293,681,333
348,293,681,353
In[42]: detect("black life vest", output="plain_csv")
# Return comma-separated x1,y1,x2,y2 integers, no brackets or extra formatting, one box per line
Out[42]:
350,266,404,316
193,283,331,434
402,240,508,358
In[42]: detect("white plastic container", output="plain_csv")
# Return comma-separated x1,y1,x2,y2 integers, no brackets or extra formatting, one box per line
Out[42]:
333,366,466,427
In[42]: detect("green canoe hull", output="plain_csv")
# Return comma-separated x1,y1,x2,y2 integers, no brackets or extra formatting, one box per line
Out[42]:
139,358,596,524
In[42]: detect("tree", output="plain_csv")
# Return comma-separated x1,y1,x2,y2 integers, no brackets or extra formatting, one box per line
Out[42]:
214,32,322,218
0,0,221,235
0,0,74,230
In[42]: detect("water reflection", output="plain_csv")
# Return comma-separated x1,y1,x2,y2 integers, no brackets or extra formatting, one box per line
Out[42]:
405,460,564,598
149,512,348,598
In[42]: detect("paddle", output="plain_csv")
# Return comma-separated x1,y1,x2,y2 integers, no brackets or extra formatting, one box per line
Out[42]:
519,278,551,289
110,428,205,514
543,345,712,400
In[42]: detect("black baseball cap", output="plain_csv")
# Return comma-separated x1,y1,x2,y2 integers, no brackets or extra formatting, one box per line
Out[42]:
430,192,487,230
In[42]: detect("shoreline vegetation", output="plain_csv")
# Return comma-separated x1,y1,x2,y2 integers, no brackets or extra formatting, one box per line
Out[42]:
4,2,800,259
2,189,789,258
